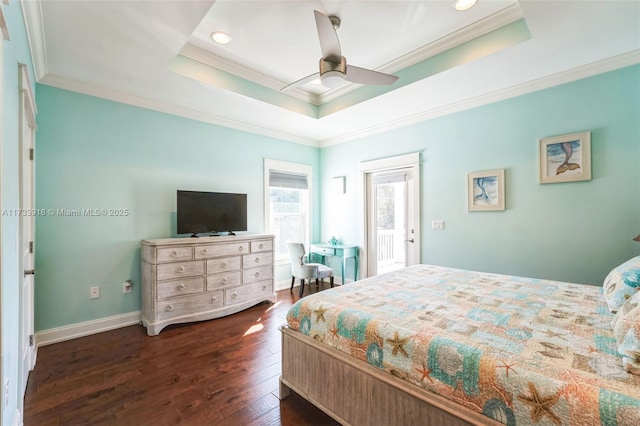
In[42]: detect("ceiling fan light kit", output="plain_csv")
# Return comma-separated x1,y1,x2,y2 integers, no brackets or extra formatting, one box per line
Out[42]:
281,10,399,92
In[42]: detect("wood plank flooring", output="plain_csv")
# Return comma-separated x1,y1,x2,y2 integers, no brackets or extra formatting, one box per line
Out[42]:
24,283,340,426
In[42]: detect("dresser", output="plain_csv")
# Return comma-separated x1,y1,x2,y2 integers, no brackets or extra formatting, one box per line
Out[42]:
140,234,275,336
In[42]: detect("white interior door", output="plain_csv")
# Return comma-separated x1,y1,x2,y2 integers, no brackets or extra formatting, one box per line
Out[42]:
19,64,36,402
360,153,420,278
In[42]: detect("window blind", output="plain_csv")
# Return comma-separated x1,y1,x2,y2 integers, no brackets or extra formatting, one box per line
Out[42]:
371,172,406,185
269,170,308,189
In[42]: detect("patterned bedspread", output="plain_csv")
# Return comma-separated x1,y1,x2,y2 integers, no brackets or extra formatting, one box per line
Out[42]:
285,264,640,425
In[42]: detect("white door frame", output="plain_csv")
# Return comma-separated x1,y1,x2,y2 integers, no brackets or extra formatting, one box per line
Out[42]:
0,9,9,426
18,62,37,412
359,153,421,279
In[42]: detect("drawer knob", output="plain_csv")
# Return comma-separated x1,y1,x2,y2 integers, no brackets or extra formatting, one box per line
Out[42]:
254,258,260,263
262,285,267,290
231,292,237,299
165,305,174,312
177,284,185,291
211,297,218,303
221,262,227,268
238,246,244,252
171,250,177,257
259,243,263,249
254,271,260,278
222,277,228,284
201,249,208,255
178,266,185,273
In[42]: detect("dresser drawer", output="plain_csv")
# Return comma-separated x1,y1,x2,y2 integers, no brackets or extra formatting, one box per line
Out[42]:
157,260,204,281
225,280,273,305
206,256,241,273
157,246,193,263
207,271,241,290
194,242,250,259
242,253,273,268
242,265,273,284
251,240,273,253
157,277,204,300
157,291,224,321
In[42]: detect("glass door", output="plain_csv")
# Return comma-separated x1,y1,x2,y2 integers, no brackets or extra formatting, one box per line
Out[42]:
366,168,417,276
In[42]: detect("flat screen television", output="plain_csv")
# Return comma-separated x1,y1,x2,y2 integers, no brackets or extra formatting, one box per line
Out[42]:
177,190,247,236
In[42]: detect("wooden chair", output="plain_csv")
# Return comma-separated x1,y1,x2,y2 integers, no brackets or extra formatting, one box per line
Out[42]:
286,242,334,297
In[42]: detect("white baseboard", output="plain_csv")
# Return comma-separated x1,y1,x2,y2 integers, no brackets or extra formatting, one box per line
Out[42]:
36,311,141,347
274,279,292,292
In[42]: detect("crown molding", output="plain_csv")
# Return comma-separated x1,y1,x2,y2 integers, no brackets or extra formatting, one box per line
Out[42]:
180,43,323,105
319,50,640,148
36,50,639,151
20,0,47,80
39,73,321,147
178,3,523,107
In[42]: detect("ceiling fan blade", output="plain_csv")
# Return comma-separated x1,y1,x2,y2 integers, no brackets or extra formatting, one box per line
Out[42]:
314,10,341,62
345,65,399,86
281,72,321,92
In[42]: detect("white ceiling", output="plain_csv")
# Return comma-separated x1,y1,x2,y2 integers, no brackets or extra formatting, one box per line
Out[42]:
22,1,640,147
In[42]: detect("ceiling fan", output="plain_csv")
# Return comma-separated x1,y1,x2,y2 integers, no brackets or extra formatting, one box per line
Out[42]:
281,10,399,92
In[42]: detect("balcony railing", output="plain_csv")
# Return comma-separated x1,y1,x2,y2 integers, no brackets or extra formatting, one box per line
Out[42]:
377,228,406,274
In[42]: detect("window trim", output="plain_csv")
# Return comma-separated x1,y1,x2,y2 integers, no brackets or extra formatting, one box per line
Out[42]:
264,159,312,265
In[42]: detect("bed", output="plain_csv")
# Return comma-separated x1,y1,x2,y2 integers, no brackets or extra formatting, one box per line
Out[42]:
279,263,640,425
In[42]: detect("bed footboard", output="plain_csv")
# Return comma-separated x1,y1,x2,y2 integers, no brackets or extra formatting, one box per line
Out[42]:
280,325,500,426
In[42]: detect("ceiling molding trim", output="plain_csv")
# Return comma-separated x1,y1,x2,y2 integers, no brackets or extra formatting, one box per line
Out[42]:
319,50,640,148
180,43,322,105
169,54,318,118
356,2,524,82
39,74,321,148
309,3,522,105
318,18,531,119
179,3,523,108
20,0,47,80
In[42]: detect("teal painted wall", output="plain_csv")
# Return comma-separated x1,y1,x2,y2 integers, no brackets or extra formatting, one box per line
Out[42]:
1,2,36,425
320,65,640,286
34,85,320,331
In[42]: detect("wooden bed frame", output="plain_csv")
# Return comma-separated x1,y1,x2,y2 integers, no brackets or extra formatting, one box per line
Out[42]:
279,325,503,426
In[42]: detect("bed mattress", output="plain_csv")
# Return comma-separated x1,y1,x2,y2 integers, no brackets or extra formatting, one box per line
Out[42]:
285,264,640,425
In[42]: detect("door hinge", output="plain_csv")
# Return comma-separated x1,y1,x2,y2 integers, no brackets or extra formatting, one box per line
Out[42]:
29,335,34,346
29,241,33,253
29,148,34,160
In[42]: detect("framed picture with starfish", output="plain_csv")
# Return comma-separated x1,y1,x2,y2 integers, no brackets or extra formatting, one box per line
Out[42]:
467,168,505,211
539,131,591,183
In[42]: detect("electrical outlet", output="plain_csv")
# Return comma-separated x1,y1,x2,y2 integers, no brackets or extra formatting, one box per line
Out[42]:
432,220,445,230
90,286,100,299
123,280,132,294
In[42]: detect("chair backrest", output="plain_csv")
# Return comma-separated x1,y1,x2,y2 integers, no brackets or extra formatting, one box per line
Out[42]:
286,242,306,277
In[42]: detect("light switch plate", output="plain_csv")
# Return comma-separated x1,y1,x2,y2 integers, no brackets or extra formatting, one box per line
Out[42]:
432,220,445,230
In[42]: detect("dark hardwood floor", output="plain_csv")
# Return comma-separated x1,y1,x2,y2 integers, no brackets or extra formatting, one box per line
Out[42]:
24,283,340,426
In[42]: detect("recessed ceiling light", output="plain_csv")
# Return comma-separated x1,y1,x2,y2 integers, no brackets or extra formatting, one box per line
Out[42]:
211,31,231,45
453,0,478,12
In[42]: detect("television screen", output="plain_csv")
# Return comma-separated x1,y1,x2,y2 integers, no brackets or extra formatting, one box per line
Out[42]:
177,190,247,235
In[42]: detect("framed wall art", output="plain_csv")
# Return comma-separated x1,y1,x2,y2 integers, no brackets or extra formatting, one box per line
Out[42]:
539,131,591,183
467,169,505,211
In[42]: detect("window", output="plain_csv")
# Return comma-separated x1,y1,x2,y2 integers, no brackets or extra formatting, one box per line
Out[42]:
264,159,311,262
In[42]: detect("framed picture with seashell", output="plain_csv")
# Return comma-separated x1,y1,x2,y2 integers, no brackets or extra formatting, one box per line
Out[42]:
539,131,591,184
